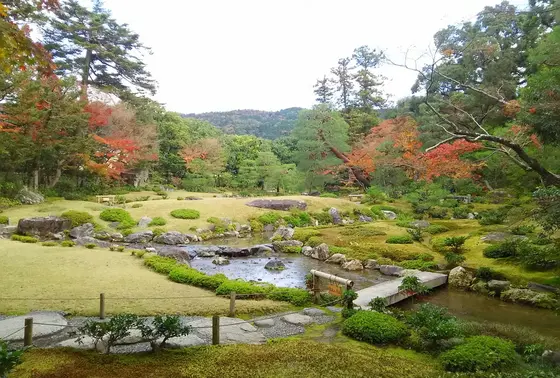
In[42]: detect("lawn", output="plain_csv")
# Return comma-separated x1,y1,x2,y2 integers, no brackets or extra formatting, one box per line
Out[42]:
0,239,287,316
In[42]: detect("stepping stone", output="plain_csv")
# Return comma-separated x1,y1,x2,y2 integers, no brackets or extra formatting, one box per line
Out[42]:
164,334,206,349
187,317,265,345
303,308,325,316
281,314,314,326
254,319,275,328
326,306,343,313
0,312,67,341
57,336,96,350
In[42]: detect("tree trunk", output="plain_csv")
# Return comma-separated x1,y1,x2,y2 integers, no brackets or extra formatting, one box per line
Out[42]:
81,45,92,100
32,169,39,191
48,163,63,188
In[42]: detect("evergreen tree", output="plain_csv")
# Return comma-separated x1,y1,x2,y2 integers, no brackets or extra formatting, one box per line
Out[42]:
313,75,334,105
352,45,385,111
331,57,354,110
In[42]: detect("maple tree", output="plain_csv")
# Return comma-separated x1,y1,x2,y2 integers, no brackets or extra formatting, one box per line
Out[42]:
180,138,224,175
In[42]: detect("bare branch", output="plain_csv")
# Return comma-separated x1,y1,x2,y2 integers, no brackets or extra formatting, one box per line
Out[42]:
433,70,508,105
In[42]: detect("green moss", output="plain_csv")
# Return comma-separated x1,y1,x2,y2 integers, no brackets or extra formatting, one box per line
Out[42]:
257,212,282,225
292,228,321,243
249,219,263,233
283,246,302,253
170,209,200,219
306,236,322,247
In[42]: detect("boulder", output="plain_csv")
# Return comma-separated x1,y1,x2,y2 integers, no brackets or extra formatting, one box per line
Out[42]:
110,233,124,242
281,313,314,326
381,210,397,220
487,280,511,293
219,246,251,257
145,247,156,253
470,280,489,294
124,231,154,244
51,232,65,240
543,350,560,367
116,329,144,345
246,199,307,211
164,334,206,348
358,215,373,222
500,288,559,309
303,308,325,316
0,225,17,238
94,231,112,240
271,226,294,241
197,248,217,258
467,213,476,220
301,246,313,256
75,237,111,248
69,223,94,239
17,216,71,237
342,260,364,271
527,282,560,294
239,224,252,233
137,216,152,228
409,220,430,229
184,196,204,201
154,231,188,245
379,265,404,276
212,256,230,265
15,187,44,205
272,240,303,253
183,233,199,242
263,224,275,232
254,319,275,328
364,259,379,269
480,232,521,243
264,259,286,270
223,231,240,238
325,253,346,264
328,207,342,225
310,243,329,261
157,247,191,264
250,244,274,255
448,266,474,289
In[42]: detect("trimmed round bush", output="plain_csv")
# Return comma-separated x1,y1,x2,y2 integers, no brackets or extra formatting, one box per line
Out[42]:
41,241,58,247
170,209,200,219
483,239,519,259
169,266,227,290
131,203,143,208
425,224,449,235
215,280,268,297
99,208,135,228
149,217,167,226
61,240,75,247
342,311,409,344
0,215,9,225
440,336,516,372
85,243,96,249
386,235,414,244
257,212,282,225
61,210,93,228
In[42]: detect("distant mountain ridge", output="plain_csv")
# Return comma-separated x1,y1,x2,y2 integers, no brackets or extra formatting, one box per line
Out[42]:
182,107,303,139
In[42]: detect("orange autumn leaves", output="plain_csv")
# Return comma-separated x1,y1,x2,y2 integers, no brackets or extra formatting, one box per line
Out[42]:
347,117,483,181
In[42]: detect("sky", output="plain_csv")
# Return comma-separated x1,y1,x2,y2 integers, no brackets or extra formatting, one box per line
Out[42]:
101,0,529,113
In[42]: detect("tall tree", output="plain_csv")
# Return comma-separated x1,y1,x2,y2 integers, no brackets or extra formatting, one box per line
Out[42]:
330,57,354,110
43,0,155,97
313,75,334,105
352,45,385,111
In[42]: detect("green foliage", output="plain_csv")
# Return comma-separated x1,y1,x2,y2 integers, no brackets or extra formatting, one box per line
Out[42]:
148,217,167,226
340,227,386,237
483,239,520,258
533,187,560,232
0,340,26,377
131,203,143,208
0,215,8,225
0,197,21,210
131,250,146,258
292,228,321,243
319,192,338,198
169,267,228,291
407,304,461,345
342,289,358,310
77,314,143,354
386,235,414,244
365,186,387,204
257,212,282,225
99,208,135,228
152,227,166,236
85,243,96,249
249,219,263,233
475,267,506,281
399,259,439,271
398,276,429,295
445,253,466,267
425,224,449,235
177,197,184,200
510,224,535,235
478,209,507,225
341,308,358,319
379,249,420,262
395,213,415,227
144,256,179,274
283,246,302,254
138,315,192,351
309,211,332,225
342,311,409,345
41,241,58,247
439,336,517,372
121,228,134,237
215,280,268,297
406,227,424,242
283,210,312,227
306,236,323,247
170,209,200,219
11,234,38,243
427,207,448,219
61,240,75,247
368,297,387,312
517,242,560,270
442,236,468,254
329,246,354,255
266,288,311,306
61,210,94,228
452,206,471,219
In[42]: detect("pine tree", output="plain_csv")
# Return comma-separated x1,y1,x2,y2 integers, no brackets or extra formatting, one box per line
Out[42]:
352,45,385,111
313,75,334,105
330,57,354,111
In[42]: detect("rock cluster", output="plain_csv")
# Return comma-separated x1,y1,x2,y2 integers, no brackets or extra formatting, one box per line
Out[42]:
246,199,307,211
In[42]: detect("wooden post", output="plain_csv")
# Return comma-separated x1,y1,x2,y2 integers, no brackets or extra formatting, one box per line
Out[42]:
99,293,105,319
312,274,320,304
24,318,33,346
229,292,236,317
212,315,220,345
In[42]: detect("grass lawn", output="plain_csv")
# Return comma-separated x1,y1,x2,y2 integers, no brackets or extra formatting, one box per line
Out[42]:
11,339,441,378
0,239,287,316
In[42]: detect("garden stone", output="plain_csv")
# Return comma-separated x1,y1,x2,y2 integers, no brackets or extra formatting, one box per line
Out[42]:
311,243,329,260
358,215,373,222
480,232,526,243
154,231,188,245
329,207,342,225
15,187,44,204
303,308,325,316
137,216,152,228
163,334,206,348
220,246,251,257
111,233,124,242
487,280,510,293
124,231,154,243
448,266,474,289
246,199,307,211
94,231,111,240
381,210,397,220
184,234,199,242
157,247,191,264
326,306,343,313
263,224,275,232
527,282,560,294
342,218,354,225
239,224,251,233
379,265,403,276
467,213,476,219
500,288,559,309
282,313,314,326
116,329,144,345
0,312,67,341
145,247,156,253
364,259,379,269
187,317,265,345
223,231,240,238
250,244,273,254
271,226,294,241
409,220,430,229
272,240,303,253
75,236,111,248
198,249,216,257
51,232,65,240
254,319,275,328
543,350,560,366
325,253,346,264
17,216,71,237
264,259,285,270
69,223,94,239
0,225,17,238
342,260,364,271
213,256,230,265
301,246,313,256
470,280,489,294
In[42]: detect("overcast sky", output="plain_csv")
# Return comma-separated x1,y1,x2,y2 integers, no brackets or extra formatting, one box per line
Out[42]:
101,0,528,113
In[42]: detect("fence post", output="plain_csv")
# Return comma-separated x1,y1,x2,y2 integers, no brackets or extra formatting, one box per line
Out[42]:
212,315,220,345
24,318,33,346
229,292,236,317
312,274,320,304
99,293,105,319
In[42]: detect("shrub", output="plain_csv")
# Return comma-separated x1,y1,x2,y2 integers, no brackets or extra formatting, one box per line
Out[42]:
380,249,419,262
309,211,332,225
510,224,536,235
439,336,516,372
399,260,438,271
0,197,20,209
399,276,429,296
452,206,471,219
99,208,135,228
152,227,166,236
342,311,409,345
428,207,448,219
41,241,57,247
117,246,125,252
364,186,387,204
292,228,321,243
215,280,268,297
517,242,560,270
425,224,449,235
149,217,167,226
85,243,96,249
283,246,302,253
249,219,263,233
341,227,386,237
483,239,520,258
131,249,146,258
61,210,94,228
131,203,143,208
170,209,200,219
386,235,414,244
77,314,142,354
395,213,415,227
0,215,8,225
266,288,311,306
475,267,506,281
407,304,461,345
138,315,192,351
257,212,282,225
0,340,26,376
121,228,134,237
406,227,423,242
61,240,75,247
319,192,338,198
306,236,323,247
368,297,387,312
284,210,312,227
144,256,179,274
442,236,468,254
445,253,466,267
169,267,228,291
11,234,38,243
478,209,507,225
177,197,184,200
341,308,358,319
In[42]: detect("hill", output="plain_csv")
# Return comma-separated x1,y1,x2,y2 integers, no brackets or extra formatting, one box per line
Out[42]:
182,107,303,139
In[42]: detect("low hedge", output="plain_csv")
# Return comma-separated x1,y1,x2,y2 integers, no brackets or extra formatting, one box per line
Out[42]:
144,256,179,274
386,235,414,244
440,335,516,372
342,311,409,345
215,280,268,297
11,234,39,243
61,240,75,247
257,212,282,225
41,241,58,247
61,210,93,228
170,209,200,219
283,246,302,253
266,287,311,306
169,266,227,290
425,224,449,235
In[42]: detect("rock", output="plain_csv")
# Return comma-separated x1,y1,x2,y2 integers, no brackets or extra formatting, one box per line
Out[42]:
197,249,217,257
157,247,191,264
500,288,559,309
264,259,285,270
487,280,511,293
303,308,325,316
409,220,430,229
116,329,144,345
17,216,71,237
302,246,313,256
187,317,265,345
342,260,364,271
326,306,343,313
250,244,273,255
163,334,206,348
213,256,230,265
480,232,518,243
75,236,111,248
527,282,560,294
281,313,314,326
223,231,240,238
0,225,17,238
254,319,275,328
124,231,154,243
379,265,404,276
326,253,346,264
328,207,342,225
184,234,199,242
364,259,379,269
69,223,94,239
272,240,303,253
154,231,188,245
184,196,204,201
342,218,355,225
94,231,111,240
137,216,152,228
0,312,67,341
246,199,307,211
470,280,489,294
448,266,474,289
145,247,156,253
543,350,560,366
111,233,124,242
311,243,330,260
219,247,251,257
15,187,44,204
358,215,373,222
467,213,475,220
263,224,275,232
51,232,65,240
271,226,294,241
239,224,251,233
381,210,397,220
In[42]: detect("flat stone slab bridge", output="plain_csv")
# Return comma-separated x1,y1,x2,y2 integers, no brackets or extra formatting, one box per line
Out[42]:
354,271,448,308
